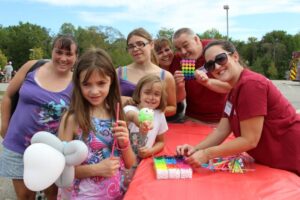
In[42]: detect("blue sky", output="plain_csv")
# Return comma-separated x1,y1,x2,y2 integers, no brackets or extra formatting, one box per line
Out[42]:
1,0,300,42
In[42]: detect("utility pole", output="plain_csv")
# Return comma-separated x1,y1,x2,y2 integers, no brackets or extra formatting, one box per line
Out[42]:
223,5,229,40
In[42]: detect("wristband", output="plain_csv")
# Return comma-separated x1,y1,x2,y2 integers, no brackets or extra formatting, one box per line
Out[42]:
117,140,131,151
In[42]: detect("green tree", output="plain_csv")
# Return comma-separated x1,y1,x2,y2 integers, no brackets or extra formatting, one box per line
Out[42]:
98,26,124,43
156,27,174,41
251,57,265,75
261,31,291,79
0,49,8,69
200,28,225,39
267,61,278,79
29,47,44,60
244,37,259,66
107,38,131,67
75,26,108,55
4,22,51,69
59,23,76,36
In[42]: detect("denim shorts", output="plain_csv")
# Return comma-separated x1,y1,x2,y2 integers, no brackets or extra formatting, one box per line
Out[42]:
0,147,24,179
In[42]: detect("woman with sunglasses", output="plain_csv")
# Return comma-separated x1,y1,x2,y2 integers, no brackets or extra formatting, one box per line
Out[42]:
176,40,300,176
117,28,176,117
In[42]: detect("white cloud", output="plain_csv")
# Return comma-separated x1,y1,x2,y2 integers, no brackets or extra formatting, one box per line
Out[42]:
30,0,300,40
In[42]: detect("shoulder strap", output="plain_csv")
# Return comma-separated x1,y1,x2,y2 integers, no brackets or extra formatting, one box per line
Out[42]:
118,66,127,80
160,69,165,80
117,66,123,78
27,59,49,75
10,59,49,117
123,66,128,80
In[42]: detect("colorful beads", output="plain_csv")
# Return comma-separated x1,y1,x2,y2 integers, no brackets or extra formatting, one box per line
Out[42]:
154,155,192,179
201,154,255,173
181,59,196,80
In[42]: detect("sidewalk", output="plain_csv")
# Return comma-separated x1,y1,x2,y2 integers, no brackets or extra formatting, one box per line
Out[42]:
0,83,16,199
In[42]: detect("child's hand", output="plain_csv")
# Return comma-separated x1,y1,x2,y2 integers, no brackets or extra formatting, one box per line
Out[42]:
195,70,209,84
122,96,136,106
112,120,130,149
138,146,152,158
176,144,195,157
184,149,209,169
139,121,153,134
97,157,120,177
174,70,185,88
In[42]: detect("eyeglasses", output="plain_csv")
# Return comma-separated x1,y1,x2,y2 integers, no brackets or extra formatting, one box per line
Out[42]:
126,41,149,51
204,52,233,72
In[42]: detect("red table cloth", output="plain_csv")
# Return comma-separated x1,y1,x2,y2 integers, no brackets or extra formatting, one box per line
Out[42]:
124,122,300,200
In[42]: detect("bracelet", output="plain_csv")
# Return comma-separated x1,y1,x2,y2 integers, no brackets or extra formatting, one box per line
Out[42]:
116,140,131,151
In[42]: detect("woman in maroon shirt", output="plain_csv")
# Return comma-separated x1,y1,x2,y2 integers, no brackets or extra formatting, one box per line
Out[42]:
177,40,300,176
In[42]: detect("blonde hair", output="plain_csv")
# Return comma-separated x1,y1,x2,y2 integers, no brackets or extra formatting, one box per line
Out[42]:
132,74,167,111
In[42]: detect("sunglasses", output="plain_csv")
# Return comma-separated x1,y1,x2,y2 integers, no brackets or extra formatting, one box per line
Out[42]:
204,52,233,72
126,41,149,51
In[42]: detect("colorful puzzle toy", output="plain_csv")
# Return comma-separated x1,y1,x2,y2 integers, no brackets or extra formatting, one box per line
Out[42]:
181,59,196,80
153,155,192,179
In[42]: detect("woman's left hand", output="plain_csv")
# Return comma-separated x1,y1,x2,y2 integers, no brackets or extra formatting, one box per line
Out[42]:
112,120,130,148
185,149,209,168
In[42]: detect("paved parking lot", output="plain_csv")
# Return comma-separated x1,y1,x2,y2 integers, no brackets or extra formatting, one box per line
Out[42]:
0,80,299,199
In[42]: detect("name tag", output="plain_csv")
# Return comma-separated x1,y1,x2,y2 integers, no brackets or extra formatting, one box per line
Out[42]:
224,100,232,116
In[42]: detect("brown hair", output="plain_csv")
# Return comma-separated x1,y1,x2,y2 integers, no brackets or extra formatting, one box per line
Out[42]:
127,27,158,65
52,34,78,54
203,40,247,67
64,48,125,138
132,74,167,111
154,37,172,53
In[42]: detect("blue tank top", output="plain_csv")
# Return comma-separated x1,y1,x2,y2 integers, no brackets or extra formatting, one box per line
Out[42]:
118,66,166,97
3,68,73,154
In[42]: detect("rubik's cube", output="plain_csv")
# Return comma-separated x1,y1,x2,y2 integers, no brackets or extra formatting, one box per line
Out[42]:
181,59,196,80
153,155,192,179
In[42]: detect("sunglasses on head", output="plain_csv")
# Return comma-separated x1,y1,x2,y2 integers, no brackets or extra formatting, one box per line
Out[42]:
204,52,233,72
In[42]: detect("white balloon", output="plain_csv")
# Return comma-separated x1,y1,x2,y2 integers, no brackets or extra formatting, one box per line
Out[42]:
55,165,75,188
23,131,88,191
23,143,65,191
31,131,64,152
64,140,88,166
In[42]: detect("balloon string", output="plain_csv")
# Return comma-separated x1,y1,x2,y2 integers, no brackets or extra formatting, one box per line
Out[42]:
111,102,120,157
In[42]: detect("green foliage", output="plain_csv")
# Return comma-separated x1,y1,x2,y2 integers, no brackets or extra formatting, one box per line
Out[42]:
59,23,76,36
156,28,174,41
199,28,225,39
1,22,300,80
106,38,131,67
0,22,51,69
251,57,265,74
29,47,44,60
75,26,108,55
0,49,8,69
267,61,278,79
